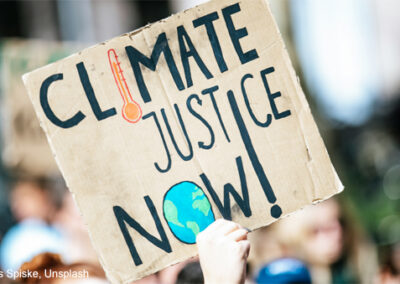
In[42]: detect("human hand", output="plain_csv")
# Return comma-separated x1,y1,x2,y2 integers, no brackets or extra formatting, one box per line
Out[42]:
196,219,250,284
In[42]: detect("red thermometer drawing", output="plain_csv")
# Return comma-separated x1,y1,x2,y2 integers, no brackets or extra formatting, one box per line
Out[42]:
108,48,142,123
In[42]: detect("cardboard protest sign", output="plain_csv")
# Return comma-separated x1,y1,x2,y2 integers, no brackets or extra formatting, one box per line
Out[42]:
0,39,80,176
23,0,343,282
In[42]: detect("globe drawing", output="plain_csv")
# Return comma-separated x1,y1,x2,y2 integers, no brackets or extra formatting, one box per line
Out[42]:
163,181,215,244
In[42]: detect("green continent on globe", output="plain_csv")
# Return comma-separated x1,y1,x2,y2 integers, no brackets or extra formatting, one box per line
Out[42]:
192,196,211,216
164,200,184,227
186,221,200,237
163,181,215,244
192,187,204,199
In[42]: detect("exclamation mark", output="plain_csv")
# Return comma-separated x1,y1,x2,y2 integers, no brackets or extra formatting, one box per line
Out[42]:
227,90,282,218
108,49,142,123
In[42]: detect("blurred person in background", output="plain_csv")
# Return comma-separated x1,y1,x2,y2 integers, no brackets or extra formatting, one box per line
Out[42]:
174,261,203,284
53,191,99,265
378,243,400,284
16,219,249,284
158,258,198,284
248,220,284,274
0,176,100,271
0,177,65,271
18,252,107,284
268,198,378,283
254,258,312,284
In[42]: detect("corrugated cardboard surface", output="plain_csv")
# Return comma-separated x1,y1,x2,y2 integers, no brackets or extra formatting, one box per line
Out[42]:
23,0,343,282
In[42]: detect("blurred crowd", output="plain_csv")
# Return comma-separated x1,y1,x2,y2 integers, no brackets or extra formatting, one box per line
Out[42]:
0,177,104,283
0,0,399,283
0,178,399,283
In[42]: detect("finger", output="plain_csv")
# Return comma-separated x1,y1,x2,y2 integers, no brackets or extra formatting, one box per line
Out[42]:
199,218,225,236
215,220,240,236
228,222,251,233
238,240,251,257
226,228,248,242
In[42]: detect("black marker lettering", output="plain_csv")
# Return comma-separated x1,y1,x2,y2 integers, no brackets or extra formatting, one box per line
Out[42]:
40,73,85,128
143,112,172,173
77,62,116,121
260,67,291,120
227,89,282,218
177,25,213,88
125,33,184,103
201,85,230,143
241,73,272,127
161,105,193,161
193,12,228,73
113,196,171,266
187,94,215,150
222,3,259,64
200,156,251,220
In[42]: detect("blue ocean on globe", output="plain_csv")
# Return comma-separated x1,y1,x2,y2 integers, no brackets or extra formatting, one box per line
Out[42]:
163,181,215,244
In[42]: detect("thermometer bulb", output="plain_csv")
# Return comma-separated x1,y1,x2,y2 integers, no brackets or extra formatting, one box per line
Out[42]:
108,49,142,123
